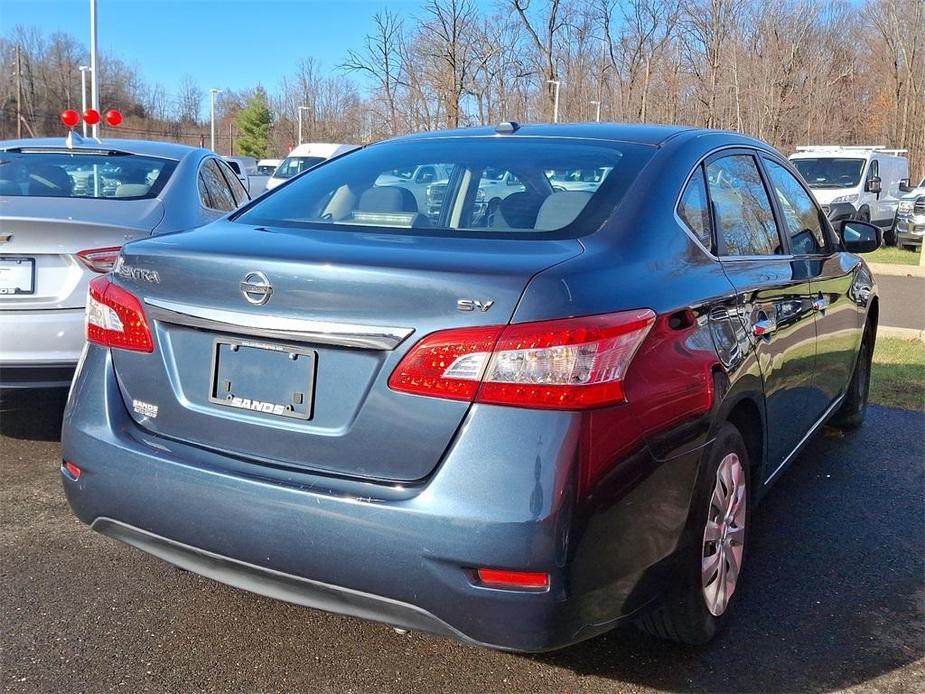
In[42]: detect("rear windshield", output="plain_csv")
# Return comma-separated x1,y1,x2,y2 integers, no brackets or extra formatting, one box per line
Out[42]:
273,156,326,179
236,138,654,237
791,158,865,189
0,150,177,200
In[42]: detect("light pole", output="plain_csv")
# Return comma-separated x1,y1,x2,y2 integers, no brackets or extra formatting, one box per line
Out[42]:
89,0,99,138
298,106,310,145
546,79,561,123
589,100,601,123
79,66,92,136
209,88,222,152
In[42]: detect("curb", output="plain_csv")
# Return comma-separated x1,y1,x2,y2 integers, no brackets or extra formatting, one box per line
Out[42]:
869,263,925,278
879,326,925,342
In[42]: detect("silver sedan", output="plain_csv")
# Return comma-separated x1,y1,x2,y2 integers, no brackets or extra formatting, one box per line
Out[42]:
0,137,250,389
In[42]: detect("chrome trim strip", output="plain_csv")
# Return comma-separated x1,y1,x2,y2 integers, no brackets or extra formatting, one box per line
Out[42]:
764,392,846,485
144,298,414,350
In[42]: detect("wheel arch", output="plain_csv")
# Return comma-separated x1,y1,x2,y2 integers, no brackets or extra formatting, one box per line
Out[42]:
724,397,764,496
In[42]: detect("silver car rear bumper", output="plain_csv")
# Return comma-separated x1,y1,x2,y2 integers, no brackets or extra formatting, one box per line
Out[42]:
0,307,84,365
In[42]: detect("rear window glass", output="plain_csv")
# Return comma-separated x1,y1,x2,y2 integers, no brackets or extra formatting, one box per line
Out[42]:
274,156,326,179
0,151,177,199
236,138,654,237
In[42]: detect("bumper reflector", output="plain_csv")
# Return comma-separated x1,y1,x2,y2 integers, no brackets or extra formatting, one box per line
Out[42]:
63,461,82,480
476,568,549,590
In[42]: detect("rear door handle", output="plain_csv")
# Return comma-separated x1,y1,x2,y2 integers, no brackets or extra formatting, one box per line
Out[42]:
753,317,777,337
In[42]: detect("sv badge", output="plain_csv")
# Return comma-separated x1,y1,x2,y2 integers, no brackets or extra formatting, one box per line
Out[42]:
457,299,495,313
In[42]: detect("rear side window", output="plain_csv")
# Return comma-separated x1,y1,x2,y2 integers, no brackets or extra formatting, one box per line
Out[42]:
236,138,655,238
200,159,237,211
706,154,781,257
0,151,176,199
677,168,713,251
763,158,827,254
219,161,249,206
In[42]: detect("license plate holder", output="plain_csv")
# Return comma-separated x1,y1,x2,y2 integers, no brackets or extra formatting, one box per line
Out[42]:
209,338,316,420
0,257,35,296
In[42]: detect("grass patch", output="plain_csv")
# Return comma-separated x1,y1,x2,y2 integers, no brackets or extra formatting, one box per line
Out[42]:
870,337,925,411
867,245,922,266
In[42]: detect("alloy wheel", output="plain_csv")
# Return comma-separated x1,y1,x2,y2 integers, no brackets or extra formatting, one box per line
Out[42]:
701,452,747,617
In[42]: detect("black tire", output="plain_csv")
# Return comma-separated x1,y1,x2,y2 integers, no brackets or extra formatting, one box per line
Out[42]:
636,423,751,645
830,326,873,430
884,226,897,246
856,207,871,223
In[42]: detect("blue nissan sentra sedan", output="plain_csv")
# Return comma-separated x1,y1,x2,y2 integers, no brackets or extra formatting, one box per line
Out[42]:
62,123,880,651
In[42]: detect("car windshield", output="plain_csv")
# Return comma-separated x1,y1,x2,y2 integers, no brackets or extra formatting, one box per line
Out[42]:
257,165,276,175
0,150,177,199
274,156,326,179
236,138,654,237
791,158,865,189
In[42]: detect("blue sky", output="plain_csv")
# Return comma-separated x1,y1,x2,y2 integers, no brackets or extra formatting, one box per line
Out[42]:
0,0,455,94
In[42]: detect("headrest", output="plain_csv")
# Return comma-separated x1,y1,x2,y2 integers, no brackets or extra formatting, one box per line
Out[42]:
27,166,72,196
534,191,593,231
114,184,151,198
492,192,545,229
358,185,418,213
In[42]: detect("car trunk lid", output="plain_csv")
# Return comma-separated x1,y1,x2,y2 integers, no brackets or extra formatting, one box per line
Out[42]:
0,197,162,309
109,220,582,482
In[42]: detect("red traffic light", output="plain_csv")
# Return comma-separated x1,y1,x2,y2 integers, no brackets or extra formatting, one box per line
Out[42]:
104,109,123,127
60,109,80,128
83,108,101,125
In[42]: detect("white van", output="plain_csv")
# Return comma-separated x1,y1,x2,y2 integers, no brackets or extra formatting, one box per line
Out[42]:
265,143,360,191
789,146,911,229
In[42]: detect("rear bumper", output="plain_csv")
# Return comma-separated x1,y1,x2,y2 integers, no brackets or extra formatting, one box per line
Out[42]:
62,345,703,651
93,518,482,645
0,362,75,389
0,307,85,369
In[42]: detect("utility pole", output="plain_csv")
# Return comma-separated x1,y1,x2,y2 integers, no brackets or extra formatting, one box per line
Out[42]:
547,80,561,123
15,45,22,138
298,106,310,145
89,0,99,138
209,88,222,152
590,100,601,123
79,66,92,137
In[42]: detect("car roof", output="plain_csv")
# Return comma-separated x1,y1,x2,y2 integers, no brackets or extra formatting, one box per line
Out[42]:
382,122,703,147
0,137,204,161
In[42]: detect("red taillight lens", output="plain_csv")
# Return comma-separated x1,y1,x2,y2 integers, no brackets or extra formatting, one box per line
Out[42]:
76,246,122,273
476,568,549,590
86,275,154,352
388,309,655,410
63,461,82,480
387,325,504,401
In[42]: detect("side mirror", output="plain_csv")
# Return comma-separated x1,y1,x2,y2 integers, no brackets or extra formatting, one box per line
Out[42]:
839,219,882,254
866,175,881,194
898,178,912,193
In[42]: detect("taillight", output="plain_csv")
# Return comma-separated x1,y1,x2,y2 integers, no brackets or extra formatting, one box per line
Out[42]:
389,309,655,410
475,568,549,590
76,246,122,273
86,275,154,352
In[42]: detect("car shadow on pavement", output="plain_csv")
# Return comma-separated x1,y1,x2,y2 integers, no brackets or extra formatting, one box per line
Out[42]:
0,388,68,441
534,406,925,693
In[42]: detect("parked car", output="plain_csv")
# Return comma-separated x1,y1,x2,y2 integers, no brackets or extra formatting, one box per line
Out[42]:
789,146,909,233
0,136,249,389
264,143,359,191
62,123,880,652
223,156,259,196
892,177,925,250
257,159,282,176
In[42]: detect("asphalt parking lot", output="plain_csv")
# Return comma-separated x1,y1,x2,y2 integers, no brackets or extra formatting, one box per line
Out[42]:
1,390,923,693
